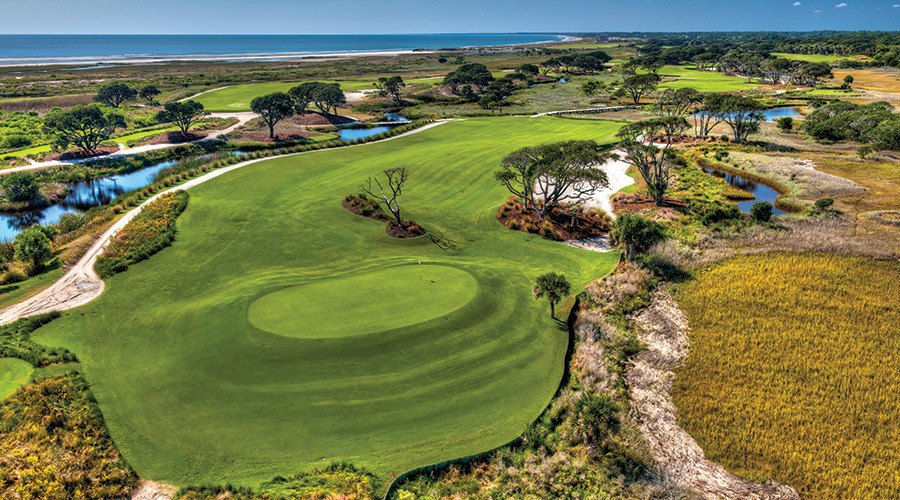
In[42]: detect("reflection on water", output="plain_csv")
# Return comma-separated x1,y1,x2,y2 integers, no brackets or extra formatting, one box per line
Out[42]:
338,125,395,141
702,167,786,216
0,160,176,241
383,113,410,123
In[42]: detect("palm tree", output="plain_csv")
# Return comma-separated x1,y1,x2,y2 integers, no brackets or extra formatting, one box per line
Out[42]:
532,272,571,318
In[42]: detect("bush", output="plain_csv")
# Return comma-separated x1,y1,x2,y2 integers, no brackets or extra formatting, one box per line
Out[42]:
2,134,32,149
611,213,665,261
2,172,41,202
776,116,794,132
14,225,53,271
699,203,743,227
749,201,774,223
815,197,834,212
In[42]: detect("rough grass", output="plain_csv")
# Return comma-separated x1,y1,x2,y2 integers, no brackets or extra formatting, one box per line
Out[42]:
673,253,900,499
0,357,32,400
770,52,848,63
32,117,623,488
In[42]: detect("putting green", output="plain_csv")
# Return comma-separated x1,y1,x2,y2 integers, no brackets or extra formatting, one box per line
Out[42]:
0,358,32,401
248,265,478,339
32,117,623,487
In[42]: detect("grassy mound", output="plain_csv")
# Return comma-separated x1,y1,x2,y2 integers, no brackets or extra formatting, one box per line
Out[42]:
673,253,900,499
0,358,32,401
31,117,623,487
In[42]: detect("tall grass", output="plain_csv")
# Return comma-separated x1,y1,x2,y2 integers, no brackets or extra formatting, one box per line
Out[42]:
673,253,900,499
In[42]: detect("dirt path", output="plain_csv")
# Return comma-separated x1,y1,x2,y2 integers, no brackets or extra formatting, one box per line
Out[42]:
626,288,799,499
0,120,450,325
2,112,257,175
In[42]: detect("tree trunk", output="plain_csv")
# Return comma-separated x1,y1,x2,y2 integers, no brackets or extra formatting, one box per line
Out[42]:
268,122,275,139
549,301,555,318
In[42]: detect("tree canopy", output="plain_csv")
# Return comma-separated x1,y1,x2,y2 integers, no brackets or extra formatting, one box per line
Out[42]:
156,100,206,135
94,83,136,108
250,93,295,139
43,105,125,155
532,272,571,318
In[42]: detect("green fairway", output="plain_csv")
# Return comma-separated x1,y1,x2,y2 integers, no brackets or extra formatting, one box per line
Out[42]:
0,358,32,401
33,116,622,487
658,65,760,92
771,52,847,63
249,264,478,339
195,80,375,112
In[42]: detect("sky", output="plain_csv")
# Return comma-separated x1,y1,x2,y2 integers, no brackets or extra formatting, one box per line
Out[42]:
2,0,898,33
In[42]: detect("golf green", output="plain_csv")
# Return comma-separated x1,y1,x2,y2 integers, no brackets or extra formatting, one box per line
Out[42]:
248,264,478,339
32,117,623,487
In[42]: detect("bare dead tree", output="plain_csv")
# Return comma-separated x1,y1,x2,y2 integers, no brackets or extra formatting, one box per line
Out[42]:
359,167,409,226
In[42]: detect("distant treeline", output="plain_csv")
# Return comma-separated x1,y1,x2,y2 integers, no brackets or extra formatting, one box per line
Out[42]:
575,31,900,67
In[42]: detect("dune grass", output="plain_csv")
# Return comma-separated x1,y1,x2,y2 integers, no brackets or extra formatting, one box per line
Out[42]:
0,358,32,401
658,65,760,92
194,80,376,112
32,117,623,488
673,253,900,499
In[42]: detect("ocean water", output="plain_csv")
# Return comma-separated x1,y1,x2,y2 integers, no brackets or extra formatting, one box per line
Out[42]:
0,34,563,66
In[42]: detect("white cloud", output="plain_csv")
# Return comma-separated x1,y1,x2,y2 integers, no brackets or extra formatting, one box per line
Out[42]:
893,3,900,7
793,1,801,5
835,2,848,7
814,9,822,12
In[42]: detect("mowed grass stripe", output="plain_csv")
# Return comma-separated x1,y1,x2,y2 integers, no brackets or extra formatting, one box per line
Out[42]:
33,117,622,486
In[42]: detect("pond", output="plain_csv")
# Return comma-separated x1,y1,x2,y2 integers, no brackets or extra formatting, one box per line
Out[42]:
383,113,411,123
760,106,801,121
0,160,177,241
702,167,786,216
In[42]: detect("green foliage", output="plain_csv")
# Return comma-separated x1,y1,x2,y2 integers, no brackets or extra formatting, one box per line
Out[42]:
139,85,161,103
2,172,41,202
749,201,774,223
94,82,137,108
814,197,835,212
0,374,136,498
0,313,73,368
156,100,206,134
611,213,665,261
251,92,295,138
43,105,126,155
804,101,899,151
776,116,794,132
443,63,494,94
532,272,572,317
95,191,189,278
14,225,53,270
698,202,743,227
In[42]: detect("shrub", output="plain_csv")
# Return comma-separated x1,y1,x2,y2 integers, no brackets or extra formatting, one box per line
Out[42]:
2,134,32,149
14,225,53,271
699,203,743,227
2,172,41,202
610,213,665,261
814,197,834,212
776,116,793,132
749,201,774,223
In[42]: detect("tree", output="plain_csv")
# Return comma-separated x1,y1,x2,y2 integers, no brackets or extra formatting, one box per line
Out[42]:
311,83,346,115
375,76,406,103
250,93,294,139
616,118,684,205
2,172,40,202
572,392,620,448
517,63,539,77
495,141,611,219
762,58,793,85
139,85,161,104
716,95,765,143
288,82,318,114
94,83,136,108
532,272,571,318
610,213,665,261
43,105,125,156
581,80,601,96
156,100,206,135
359,167,409,227
776,116,794,132
444,63,494,94
656,88,700,119
750,201,773,223
14,225,53,271
797,62,833,86
620,73,659,105
843,74,854,89
692,93,727,138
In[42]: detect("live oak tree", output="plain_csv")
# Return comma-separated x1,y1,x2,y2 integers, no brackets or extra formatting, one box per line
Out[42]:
94,83,137,108
495,141,611,219
288,82,318,114
692,92,727,138
359,167,409,227
43,105,125,156
716,95,765,143
532,272,571,318
375,76,406,103
250,92,295,139
443,63,494,94
311,83,346,115
656,88,700,119
156,100,206,134
616,118,685,205
620,73,660,105
139,85,161,104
